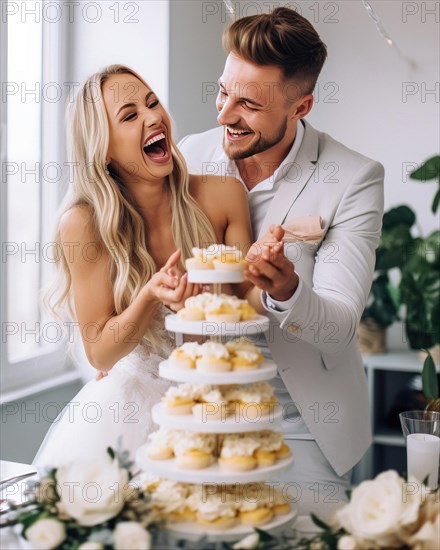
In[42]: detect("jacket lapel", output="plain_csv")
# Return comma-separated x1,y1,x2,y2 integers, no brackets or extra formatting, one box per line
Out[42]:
257,121,320,239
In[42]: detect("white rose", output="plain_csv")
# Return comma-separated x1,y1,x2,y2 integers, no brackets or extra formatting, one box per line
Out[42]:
409,513,440,550
335,470,421,548
56,455,129,526
26,518,66,550
337,535,359,550
232,532,260,549
78,543,104,550
114,522,151,550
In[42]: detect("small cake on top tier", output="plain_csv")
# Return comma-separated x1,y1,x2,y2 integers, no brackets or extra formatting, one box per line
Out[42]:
186,245,247,272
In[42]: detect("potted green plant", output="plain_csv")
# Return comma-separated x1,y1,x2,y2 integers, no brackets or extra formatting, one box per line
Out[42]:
422,348,440,412
359,205,413,354
399,156,440,359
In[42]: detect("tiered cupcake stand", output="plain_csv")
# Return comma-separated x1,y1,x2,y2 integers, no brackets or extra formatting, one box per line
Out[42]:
136,268,297,542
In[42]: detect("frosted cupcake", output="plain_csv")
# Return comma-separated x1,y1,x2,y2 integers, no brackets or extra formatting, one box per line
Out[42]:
162,383,198,415
168,342,200,370
147,428,176,460
195,342,232,373
187,490,238,529
218,433,260,472
173,431,217,470
224,382,278,420
226,337,264,370
192,385,228,422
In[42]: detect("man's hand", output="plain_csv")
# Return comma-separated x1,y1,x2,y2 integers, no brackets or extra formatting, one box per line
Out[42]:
245,225,299,302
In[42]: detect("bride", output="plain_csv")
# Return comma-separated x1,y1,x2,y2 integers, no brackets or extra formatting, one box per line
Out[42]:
33,64,254,467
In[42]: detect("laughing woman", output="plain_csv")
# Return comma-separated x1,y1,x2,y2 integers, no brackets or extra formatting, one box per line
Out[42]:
33,65,252,467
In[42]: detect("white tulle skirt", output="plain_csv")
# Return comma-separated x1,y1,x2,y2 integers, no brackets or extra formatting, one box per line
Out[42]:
33,345,173,468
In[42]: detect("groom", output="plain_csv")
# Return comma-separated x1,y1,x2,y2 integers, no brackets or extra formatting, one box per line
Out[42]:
179,7,384,516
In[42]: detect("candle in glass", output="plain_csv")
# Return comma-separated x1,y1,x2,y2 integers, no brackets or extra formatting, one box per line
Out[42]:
407,433,440,490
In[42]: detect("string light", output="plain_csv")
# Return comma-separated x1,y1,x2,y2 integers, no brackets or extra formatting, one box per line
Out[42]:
223,0,235,18
222,1,415,68
361,0,416,68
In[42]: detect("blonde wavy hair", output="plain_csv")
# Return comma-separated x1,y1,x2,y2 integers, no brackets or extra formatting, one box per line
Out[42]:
47,64,216,350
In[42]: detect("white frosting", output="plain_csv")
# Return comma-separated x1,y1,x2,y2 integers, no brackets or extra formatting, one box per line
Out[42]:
187,492,237,520
233,350,260,361
223,382,274,404
177,342,201,359
173,432,216,456
205,296,237,313
226,338,260,354
184,292,215,310
220,434,261,458
254,430,283,452
164,383,198,401
148,428,176,448
200,387,226,405
198,342,230,359
151,480,190,513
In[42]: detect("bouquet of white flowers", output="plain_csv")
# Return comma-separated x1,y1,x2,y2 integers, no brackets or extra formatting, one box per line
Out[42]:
0,447,156,550
228,470,439,550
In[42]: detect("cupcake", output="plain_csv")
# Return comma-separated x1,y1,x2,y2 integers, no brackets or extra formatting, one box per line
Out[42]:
168,342,200,369
173,432,217,470
252,431,285,467
185,247,216,270
212,245,246,272
204,295,241,323
226,338,264,370
195,342,232,373
224,382,277,420
150,479,195,522
218,434,260,472
192,385,228,422
187,489,238,529
162,384,197,415
147,428,176,460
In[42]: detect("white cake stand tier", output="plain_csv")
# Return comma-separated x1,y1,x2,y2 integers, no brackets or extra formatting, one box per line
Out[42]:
136,444,294,484
165,508,298,542
152,403,282,433
187,269,244,284
165,314,270,336
159,359,277,384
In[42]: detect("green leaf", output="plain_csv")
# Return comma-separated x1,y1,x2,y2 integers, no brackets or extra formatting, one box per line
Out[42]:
254,528,275,542
382,205,416,230
422,350,439,399
410,156,440,181
310,513,331,531
433,189,440,214
107,447,115,460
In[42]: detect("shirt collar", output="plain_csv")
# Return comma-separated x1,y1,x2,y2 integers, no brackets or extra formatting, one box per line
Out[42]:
218,120,305,193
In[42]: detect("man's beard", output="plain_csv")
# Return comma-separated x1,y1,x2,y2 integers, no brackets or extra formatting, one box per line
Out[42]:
223,117,288,161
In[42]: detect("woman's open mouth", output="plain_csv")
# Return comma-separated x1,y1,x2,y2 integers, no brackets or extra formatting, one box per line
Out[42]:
143,131,170,163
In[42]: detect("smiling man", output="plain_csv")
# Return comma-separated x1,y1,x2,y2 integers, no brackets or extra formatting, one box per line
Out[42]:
179,7,384,518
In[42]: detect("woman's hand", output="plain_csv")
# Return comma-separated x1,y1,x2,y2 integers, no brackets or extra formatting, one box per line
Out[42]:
145,250,200,312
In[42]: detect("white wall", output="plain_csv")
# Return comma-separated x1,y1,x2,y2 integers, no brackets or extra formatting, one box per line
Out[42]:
68,0,170,105
168,0,439,235
169,0,226,138
306,0,439,235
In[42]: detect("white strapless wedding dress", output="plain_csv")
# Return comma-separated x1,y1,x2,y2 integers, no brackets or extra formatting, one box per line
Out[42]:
33,307,175,468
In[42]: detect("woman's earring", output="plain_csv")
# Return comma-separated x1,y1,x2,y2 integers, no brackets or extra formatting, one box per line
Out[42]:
105,165,110,175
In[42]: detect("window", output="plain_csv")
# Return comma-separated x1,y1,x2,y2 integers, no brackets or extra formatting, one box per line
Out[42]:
1,1,75,398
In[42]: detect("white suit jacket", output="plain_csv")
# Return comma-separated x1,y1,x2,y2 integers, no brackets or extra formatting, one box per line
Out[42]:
179,121,384,475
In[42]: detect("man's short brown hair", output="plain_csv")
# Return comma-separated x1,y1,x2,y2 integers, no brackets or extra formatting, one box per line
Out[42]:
223,7,327,94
